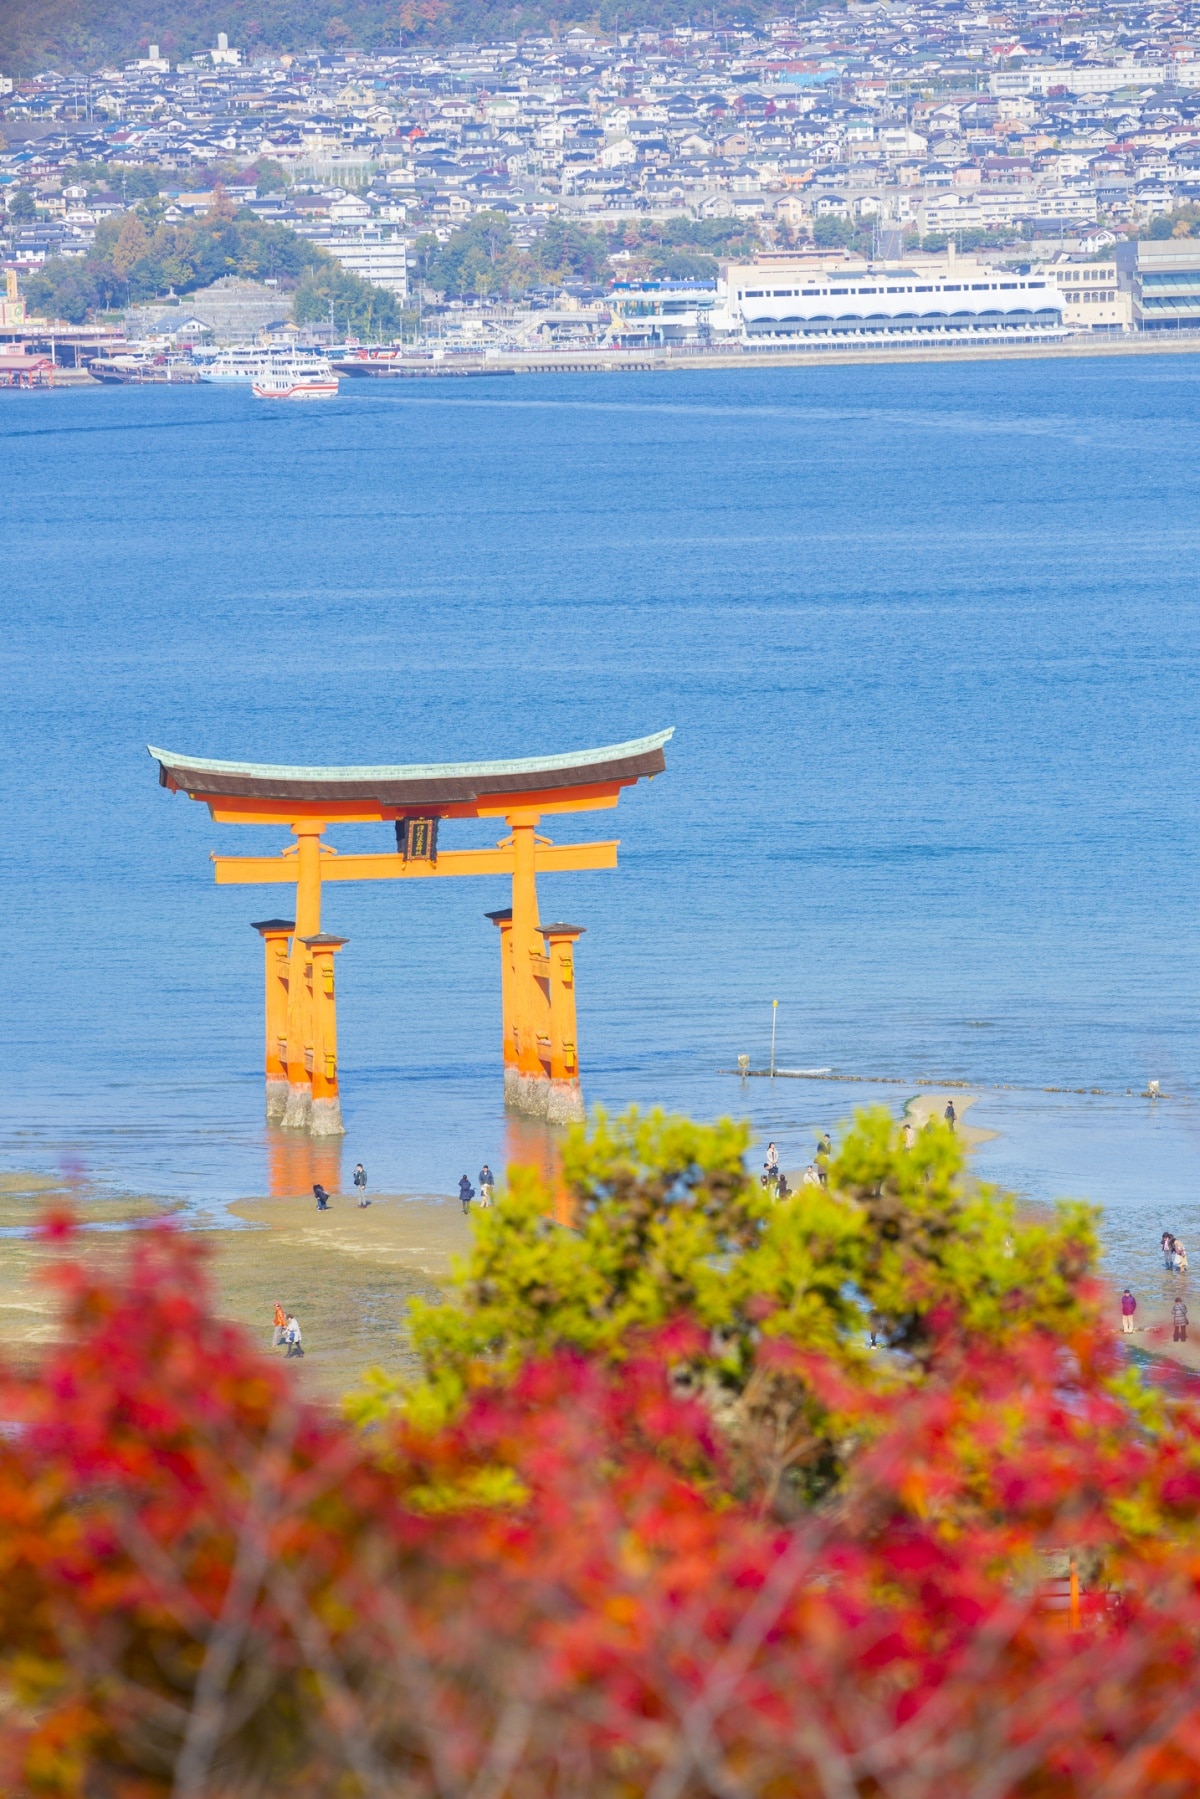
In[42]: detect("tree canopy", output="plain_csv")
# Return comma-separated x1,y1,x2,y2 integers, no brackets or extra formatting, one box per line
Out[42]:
0,0,780,74
410,210,757,300
23,200,401,335
356,1106,1101,1510
3,1122,1200,1795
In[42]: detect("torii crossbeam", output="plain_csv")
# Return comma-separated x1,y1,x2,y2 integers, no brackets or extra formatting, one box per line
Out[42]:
150,731,672,1134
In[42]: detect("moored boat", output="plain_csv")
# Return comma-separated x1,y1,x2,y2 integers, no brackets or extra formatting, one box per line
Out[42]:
250,354,339,400
200,344,334,384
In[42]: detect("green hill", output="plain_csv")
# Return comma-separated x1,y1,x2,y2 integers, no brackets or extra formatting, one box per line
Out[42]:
1,0,725,74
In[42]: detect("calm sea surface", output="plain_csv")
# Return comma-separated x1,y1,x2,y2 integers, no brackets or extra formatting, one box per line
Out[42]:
4,359,1200,1290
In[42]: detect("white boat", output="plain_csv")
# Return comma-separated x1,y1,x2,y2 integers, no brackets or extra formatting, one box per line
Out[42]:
251,357,340,400
199,346,336,385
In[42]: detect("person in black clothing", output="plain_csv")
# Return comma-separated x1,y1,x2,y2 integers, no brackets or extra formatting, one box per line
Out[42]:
458,1175,475,1214
353,1163,369,1207
944,1101,957,1131
313,1184,330,1210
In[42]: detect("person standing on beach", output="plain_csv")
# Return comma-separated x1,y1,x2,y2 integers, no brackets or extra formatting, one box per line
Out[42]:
272,1302,286,1348
459,1175,474,1215
478,1164,494,1207
1121,1289,1137,1334
764,1143,779,1183
902,1121,916,1150
353,1163,368,1206
1163,1231,1177,1269
1173,1296,1189,1343
284,1314,303,1358
944,1101,957,1131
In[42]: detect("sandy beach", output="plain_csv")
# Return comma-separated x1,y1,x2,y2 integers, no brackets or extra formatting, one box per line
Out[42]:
0,1172,474,1397
0,1107,1194,1394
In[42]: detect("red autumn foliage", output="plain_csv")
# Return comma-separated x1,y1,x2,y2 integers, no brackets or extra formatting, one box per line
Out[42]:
1,1228,1200,1796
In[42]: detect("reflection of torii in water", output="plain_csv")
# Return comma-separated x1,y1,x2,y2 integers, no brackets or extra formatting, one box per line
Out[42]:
149,731,672,1135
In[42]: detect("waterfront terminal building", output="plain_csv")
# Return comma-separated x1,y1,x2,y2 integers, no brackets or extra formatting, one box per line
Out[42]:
713,256,1068,350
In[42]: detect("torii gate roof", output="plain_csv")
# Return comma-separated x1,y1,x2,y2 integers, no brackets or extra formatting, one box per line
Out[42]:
148,729,672,808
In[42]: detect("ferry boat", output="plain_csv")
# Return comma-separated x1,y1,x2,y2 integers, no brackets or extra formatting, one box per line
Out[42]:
251,357,340,400
199,345,335,385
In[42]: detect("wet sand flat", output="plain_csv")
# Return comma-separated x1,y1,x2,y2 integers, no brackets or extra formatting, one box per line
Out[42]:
904,1093,998,1152
0,1174,476,1399
216,1194,474,1391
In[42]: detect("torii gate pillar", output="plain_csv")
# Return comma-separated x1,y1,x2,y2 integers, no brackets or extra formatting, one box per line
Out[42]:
252,919,294,1123
542,923,585,1124
304,933,348,1136
487,904,585,1122
282,822,324,1130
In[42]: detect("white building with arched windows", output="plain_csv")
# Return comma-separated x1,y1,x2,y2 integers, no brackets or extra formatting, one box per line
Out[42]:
713,254,1068,349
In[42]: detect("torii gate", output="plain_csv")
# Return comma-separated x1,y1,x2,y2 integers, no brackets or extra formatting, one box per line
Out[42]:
149,731,672,1135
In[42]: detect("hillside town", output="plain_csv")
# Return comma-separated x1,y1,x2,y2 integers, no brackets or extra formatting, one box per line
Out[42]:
6,3,1200,369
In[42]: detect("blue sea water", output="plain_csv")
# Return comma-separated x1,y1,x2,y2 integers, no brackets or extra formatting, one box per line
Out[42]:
4,360,1200,1289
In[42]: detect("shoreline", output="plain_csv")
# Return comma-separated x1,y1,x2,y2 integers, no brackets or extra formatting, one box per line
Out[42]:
20,334,1200,397
658,336,1200,373
0,1121,1195,1388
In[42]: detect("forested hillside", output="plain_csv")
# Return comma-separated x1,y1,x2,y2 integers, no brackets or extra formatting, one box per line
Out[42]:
23,193,405,334
1,0,745,75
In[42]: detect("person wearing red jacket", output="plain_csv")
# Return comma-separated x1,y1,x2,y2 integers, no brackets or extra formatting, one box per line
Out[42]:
1121,1289,1137,1334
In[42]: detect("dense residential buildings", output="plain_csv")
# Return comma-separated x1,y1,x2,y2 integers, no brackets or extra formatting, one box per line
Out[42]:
6,5,1200,350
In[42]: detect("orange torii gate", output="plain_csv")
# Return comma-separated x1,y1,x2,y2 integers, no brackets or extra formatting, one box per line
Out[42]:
149,732,672,1135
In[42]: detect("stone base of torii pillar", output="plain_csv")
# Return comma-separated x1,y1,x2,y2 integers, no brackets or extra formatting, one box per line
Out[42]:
265,1077,290,1125
504,1067,586,1124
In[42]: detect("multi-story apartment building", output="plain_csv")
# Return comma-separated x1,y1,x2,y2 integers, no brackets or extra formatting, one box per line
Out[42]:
1123,240,1200,331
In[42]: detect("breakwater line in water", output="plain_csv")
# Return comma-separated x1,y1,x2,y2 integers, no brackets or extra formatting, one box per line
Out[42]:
723,1070,1173,1099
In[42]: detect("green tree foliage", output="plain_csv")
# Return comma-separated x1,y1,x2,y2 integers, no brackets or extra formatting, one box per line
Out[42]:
6,187,38,222
612,215,759,280
418,210,521,295
644,247,719,279
415,211,613,298
23,203,398,334
414,211,751,300
813,212,874,255
1141,206,1200,239
293,258,403,336
0,0,782,73
22,259,112,323
355,1107,1099,1507
121,167,161,200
